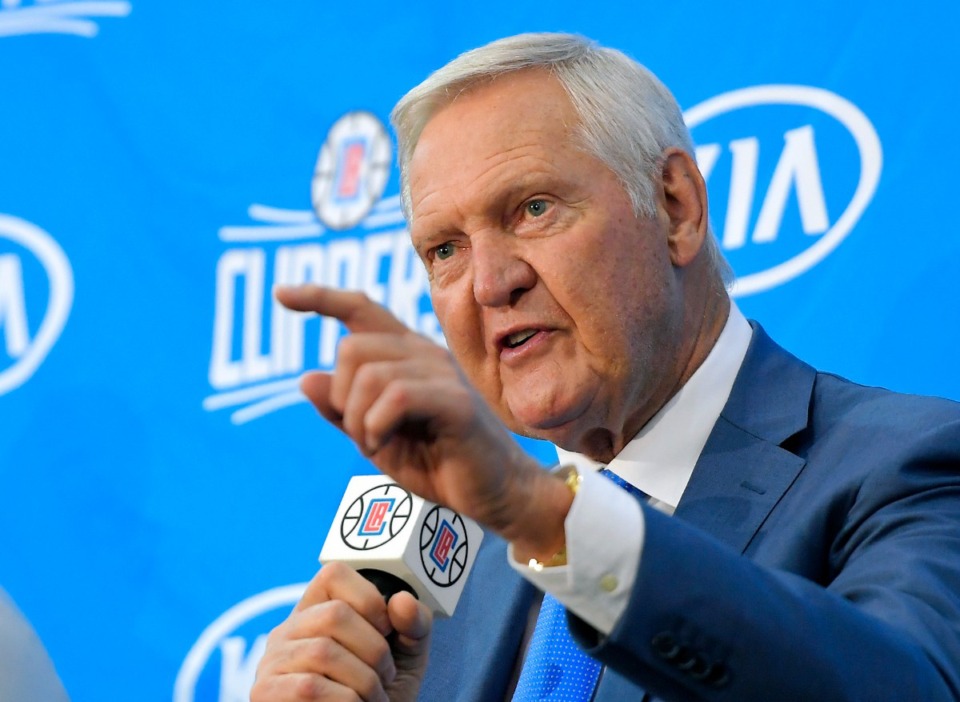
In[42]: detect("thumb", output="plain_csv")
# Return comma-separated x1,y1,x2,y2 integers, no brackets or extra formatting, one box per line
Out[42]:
384,592,432,697
300,371,344,428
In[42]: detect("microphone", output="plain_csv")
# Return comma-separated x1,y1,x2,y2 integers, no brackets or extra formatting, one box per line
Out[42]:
319,474,484,616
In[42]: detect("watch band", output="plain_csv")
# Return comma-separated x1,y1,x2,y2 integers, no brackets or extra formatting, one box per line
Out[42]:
528,464,580,571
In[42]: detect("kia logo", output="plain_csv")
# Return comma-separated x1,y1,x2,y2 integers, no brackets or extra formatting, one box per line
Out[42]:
685,85,882,296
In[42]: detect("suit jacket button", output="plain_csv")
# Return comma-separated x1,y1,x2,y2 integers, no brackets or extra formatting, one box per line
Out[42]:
651,632,680,660
681,653,710,678
672,645,695,669
703,662,730,688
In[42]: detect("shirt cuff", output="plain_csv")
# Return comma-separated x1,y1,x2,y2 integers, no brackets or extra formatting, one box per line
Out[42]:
507,467,645,634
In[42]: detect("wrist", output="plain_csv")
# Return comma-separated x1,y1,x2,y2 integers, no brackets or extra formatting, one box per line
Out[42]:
509,464,578,566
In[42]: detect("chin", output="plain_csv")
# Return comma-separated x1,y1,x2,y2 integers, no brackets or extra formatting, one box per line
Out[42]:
506,405,587,447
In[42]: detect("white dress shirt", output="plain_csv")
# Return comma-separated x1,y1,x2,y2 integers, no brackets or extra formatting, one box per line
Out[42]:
509,303,752,634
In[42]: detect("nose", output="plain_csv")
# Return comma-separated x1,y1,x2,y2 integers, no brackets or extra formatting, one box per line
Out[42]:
471,235,537,308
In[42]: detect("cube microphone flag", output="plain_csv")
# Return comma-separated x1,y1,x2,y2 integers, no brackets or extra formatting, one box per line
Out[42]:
320,475,484,616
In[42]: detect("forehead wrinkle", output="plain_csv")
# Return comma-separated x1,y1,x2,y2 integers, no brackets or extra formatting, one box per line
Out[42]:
465,146,564,207
408,73,582,234
412,143,560,235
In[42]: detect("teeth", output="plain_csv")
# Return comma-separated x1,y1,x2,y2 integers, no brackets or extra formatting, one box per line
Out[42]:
505,330,537,348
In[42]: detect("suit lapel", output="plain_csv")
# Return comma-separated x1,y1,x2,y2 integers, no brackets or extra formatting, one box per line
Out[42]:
675,417,806,553
595,326,818,701
675,324,816,554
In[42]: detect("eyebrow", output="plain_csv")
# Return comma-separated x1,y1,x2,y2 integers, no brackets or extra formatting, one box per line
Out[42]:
410,162,572,242
483,169,571,216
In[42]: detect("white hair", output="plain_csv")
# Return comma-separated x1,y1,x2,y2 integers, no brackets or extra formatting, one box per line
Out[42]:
390,32,731,283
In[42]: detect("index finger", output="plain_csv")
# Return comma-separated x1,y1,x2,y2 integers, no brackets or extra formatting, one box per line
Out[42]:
275,284,409,334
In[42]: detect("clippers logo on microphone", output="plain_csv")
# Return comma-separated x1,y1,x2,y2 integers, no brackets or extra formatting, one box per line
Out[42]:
429,520,458,571
419,506,470,588
358,497,395,537
341,484,412,550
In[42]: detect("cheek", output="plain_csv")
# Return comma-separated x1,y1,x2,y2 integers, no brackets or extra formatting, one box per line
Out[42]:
563,251,676,371
432,292,487,374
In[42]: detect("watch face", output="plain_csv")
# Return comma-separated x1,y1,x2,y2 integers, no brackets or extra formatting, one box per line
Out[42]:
311,111,393,231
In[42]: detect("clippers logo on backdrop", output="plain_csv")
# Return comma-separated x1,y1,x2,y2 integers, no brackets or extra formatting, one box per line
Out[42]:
0,0,131,38
205,111,442,425
419,506,470,588
174,584,306,702
0,214,73,396
685,85,882,296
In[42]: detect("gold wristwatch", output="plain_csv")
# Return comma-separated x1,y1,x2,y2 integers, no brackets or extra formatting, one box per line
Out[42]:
528,464,581,571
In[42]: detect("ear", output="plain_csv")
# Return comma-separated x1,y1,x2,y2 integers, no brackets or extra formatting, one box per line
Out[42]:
659,148,709,268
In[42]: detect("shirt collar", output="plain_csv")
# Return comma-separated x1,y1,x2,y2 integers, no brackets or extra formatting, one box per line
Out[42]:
556,302,752,509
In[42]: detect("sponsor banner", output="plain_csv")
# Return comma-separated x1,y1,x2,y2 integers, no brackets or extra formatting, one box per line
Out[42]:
0,0,131,38
174,584,307,702
686,85,882,296
204,112,440,425
0,4,956,702
0,213,73,395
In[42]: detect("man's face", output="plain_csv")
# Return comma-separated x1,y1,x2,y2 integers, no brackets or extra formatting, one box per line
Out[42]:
407,70,690,456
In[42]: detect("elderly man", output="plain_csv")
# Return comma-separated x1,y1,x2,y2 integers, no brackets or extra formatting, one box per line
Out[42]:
252,33,960,701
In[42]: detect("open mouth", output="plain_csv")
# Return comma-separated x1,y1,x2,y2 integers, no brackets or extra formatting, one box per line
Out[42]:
503,329,538,349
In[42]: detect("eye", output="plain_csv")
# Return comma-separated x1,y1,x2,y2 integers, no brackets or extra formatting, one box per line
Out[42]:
525,199,551,217
434,242,456,260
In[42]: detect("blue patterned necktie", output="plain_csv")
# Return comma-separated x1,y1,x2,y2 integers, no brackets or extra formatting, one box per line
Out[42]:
599,467,648,500
512,468,645,701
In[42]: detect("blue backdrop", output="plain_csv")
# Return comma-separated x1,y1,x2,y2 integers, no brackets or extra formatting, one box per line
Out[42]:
1,2,957,700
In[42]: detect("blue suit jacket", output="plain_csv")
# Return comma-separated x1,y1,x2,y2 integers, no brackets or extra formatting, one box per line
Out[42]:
419,325,960,701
